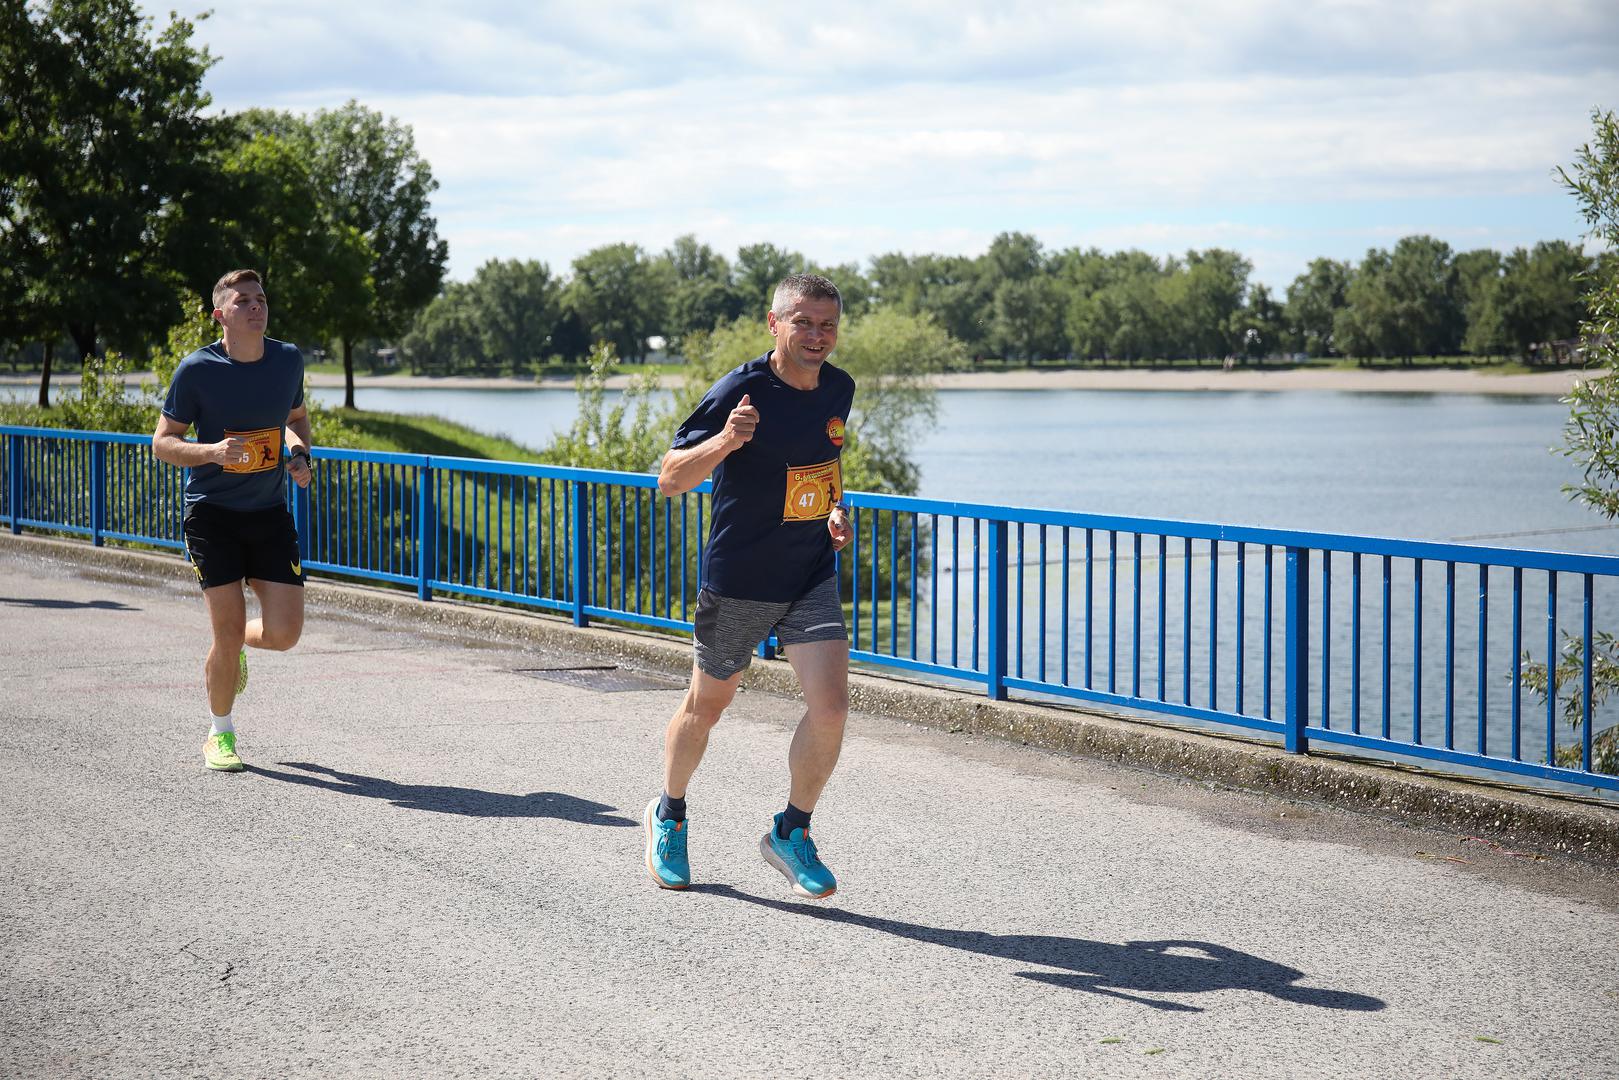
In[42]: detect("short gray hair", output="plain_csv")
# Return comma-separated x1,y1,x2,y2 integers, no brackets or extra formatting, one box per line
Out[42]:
771,273,842,317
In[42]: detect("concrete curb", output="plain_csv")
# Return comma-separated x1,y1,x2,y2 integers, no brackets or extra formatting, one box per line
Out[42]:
6,531,1616,864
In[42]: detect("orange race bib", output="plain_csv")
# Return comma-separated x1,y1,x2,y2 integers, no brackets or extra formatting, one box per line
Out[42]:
223,426,282,474
783,459,841,523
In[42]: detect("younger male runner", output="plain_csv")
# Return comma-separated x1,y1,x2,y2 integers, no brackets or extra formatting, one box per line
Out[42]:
152,269,313,771
646,273,855,898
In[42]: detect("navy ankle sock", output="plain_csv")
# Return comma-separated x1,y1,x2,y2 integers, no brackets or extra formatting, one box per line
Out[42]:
779,802,811,838
658,793,686,822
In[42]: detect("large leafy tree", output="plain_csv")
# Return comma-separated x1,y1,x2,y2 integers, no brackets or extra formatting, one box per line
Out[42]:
1284,258,1352,357
566,243,667,362
470,258,560,374
660,235,742,347
1495,241,1592,357
733,243,804,317
1454,248,1505,355
990,275,1067,361
243,103,448,407
1335,249,1403,360
1386,234,1463,358
1162,249,1251,360
1,0,219,403
215,129,375,349
399,282,485,375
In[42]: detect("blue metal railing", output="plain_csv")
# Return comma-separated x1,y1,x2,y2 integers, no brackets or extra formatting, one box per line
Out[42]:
4,423,1615,798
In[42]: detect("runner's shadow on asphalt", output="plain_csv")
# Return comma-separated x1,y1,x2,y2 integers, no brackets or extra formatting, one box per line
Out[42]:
0,596,136,610
248,761,636,825
697,884,1384,1014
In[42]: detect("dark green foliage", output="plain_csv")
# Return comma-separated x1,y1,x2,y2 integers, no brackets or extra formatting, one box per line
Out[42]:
0,0,220,368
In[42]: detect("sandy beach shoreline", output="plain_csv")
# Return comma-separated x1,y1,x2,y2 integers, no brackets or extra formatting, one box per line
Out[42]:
1,365,1590,396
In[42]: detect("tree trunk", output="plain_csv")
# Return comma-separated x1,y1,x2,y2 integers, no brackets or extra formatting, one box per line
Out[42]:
36,342,52,409
342,338,357,410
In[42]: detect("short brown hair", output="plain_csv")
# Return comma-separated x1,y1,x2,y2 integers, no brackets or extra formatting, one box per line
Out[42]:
211,269,263,311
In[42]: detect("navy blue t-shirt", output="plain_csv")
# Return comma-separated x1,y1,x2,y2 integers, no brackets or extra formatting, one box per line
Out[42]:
161,338,305,511
672,353,856,603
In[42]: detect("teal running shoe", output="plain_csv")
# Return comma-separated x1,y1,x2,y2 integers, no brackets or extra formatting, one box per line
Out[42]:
644,798,690,890
760,813,837,899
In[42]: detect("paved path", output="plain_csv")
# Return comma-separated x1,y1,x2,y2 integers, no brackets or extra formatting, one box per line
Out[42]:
2,549,1616,1079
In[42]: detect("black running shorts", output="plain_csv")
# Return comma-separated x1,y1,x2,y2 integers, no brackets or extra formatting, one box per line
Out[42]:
182,503,306,590
693,575,846,681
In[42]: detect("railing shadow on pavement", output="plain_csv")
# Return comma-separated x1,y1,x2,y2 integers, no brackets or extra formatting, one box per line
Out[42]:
248,761,637,825
697,884,1385,1014
0,595,137,611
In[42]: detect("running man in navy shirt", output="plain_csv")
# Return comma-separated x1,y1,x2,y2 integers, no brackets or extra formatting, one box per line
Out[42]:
152,269,314,773
645,273,855,898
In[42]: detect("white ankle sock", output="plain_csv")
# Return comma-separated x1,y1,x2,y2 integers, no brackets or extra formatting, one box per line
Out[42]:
209,713,234,736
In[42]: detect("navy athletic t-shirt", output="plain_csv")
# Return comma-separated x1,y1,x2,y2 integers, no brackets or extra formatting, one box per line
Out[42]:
672,352,856,603
161,338,305,511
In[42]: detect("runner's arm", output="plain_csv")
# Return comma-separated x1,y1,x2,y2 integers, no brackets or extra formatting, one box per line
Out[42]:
152,413,244,468
284,405,313,488
657,394,757,497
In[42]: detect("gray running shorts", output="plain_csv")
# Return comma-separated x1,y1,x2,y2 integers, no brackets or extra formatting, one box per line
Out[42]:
693,575,847,681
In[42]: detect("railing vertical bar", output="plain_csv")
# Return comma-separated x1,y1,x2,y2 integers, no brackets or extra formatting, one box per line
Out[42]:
1351,552,1361,734
950,515,959,668
909,514,918,659
1413,560,1425,746
1321,550,1332,730
1084,527,1093,689
869,508,879,650
1444,560,1456,749
1158,534,1167,700
1015,522,1026,675
1107,530,1117,695
1236,542,1246,714
1038,524,1048,683
891,511,900,658
929,513,939,665
1546,571,1557,766
1511,567,1523,761
1182,536,1192,706
1061,526,1071,686
1284,545,1311,754
964,518,977,670
1131,531,1141,698
1477,564,1489,757
1382,554,1392,740
1209,538,1219,711
1583,573,1594,773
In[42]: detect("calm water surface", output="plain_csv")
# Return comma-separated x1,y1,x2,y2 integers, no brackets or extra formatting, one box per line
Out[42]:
310,385,1606,554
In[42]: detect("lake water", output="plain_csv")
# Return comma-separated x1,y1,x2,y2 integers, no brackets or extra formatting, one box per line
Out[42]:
308,384,1608,555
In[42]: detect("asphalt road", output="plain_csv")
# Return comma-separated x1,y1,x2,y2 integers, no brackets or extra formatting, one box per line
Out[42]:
2,548,1616,1079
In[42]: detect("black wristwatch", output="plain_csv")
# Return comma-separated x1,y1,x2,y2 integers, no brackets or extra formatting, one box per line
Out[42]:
289,450,312,469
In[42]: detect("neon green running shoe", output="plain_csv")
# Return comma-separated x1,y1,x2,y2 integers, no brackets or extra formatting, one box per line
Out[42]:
203,731,243,772
235,648,249,695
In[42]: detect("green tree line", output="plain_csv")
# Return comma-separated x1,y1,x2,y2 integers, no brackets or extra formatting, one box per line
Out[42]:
404,230,1604,377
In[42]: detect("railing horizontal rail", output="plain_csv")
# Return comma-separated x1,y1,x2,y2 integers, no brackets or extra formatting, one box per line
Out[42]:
4,424,1614,800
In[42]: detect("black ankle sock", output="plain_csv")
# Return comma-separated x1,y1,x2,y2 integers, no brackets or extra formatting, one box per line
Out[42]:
779,802,811,838
658,793,686,822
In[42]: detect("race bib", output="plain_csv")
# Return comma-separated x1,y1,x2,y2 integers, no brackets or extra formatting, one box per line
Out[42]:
783,459,841,523
223,426,282,474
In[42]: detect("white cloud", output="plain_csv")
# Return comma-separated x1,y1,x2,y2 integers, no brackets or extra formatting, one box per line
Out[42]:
142,1,1619,285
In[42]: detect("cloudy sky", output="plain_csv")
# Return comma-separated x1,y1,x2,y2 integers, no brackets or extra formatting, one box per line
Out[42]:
152,0,1619,288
